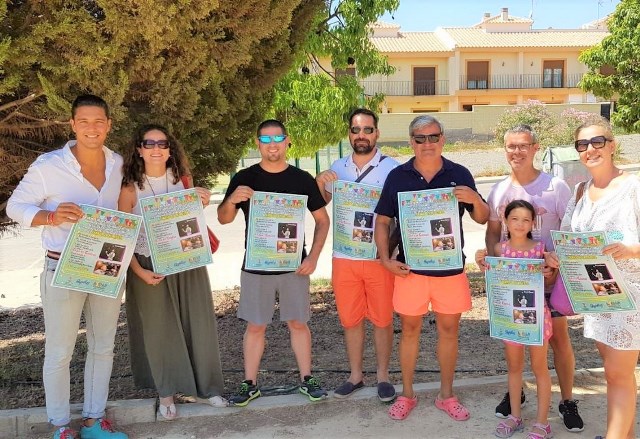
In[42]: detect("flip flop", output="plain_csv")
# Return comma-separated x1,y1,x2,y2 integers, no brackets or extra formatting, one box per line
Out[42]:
434,395,470,421
158,403,177,420
388,395,418,420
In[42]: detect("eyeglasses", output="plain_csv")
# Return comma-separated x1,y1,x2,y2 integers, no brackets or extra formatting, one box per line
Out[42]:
258,134,287,143
505,143,533,152
350,126,376,135
412,133,442,144
574,136,611,152
141,139,170,149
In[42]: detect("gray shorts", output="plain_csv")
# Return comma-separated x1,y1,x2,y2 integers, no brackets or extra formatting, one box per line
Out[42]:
238,271,311,325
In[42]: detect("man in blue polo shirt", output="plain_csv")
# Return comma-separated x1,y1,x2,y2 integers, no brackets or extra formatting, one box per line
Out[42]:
374,115,489,422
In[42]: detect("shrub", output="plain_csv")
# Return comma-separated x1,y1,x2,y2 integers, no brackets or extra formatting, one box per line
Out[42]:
493,100,607,148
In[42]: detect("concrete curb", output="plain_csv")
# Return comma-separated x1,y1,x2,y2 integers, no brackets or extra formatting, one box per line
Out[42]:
0,368,608,438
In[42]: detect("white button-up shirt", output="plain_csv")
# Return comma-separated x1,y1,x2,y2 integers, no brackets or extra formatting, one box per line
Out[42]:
7,140,124,252
325,149,400,259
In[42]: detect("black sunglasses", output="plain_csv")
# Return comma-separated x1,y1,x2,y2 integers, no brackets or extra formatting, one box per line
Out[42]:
412,133,442,144
574,136,611,152
141,139,170,149
350,126,375,135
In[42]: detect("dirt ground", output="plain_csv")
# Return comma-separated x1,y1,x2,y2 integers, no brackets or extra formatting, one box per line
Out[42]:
0,270,602,410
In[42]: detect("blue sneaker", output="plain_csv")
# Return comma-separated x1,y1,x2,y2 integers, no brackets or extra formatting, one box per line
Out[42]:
79,419,128,439
52,426,78,439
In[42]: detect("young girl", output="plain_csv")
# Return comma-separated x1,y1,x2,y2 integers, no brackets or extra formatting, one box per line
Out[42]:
484,200,555,439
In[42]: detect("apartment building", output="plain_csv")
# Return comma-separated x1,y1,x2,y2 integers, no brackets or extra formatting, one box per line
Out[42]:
361,8,609,113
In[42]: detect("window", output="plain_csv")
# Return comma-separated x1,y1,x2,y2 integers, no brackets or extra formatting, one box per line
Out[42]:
543,60,564,88
335,67,356,77
599,65,616,77
462,104,473,111
413,67,436,95
466,61,489,89
335,67,356,85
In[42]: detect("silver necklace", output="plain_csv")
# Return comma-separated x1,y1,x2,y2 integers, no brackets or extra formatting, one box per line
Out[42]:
144,172,169,196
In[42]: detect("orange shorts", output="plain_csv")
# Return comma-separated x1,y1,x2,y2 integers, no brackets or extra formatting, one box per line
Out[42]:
332,257,395,328
393,272,472,316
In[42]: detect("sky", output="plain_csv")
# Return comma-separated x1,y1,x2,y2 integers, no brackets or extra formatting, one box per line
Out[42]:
380,0,620,31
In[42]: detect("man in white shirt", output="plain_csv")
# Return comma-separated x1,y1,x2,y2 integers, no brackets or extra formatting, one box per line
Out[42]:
316,108,399,402
7,95,128,439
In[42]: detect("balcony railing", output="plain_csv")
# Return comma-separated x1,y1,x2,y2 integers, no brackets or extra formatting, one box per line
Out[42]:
359,80,450,96
459,73,584,90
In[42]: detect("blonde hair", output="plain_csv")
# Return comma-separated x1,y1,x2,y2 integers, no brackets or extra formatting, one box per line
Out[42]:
574,119,614,141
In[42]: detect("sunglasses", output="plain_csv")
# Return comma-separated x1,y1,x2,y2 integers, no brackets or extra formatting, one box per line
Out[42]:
258,134,287,143
141,139,170,149
574,136,611,152
412,133,442,144
350,126,376,135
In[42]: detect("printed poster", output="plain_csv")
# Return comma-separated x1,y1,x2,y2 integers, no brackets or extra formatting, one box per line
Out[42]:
51,205,142,298
139,188,213,276
485,256,546,346
551,230,636,313
332,180,382,259
397,188,463,270
245,191,307,271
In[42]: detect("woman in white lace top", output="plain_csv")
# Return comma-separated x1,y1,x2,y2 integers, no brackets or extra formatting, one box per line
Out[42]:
550,120,640,439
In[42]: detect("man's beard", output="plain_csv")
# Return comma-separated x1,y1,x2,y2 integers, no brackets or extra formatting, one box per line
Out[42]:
352,141,375,155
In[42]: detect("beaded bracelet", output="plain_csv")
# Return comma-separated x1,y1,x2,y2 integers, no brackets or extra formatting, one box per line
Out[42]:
46,211,55,226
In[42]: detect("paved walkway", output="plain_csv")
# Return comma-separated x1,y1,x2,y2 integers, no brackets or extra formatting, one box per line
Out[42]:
2,367,623,438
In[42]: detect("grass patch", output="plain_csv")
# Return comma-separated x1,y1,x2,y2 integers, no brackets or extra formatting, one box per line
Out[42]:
474,166,510,178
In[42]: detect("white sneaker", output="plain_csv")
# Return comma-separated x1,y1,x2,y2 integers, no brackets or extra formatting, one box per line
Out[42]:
208,395,228,407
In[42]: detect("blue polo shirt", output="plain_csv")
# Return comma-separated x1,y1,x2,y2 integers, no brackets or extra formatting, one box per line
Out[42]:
375,156,483,277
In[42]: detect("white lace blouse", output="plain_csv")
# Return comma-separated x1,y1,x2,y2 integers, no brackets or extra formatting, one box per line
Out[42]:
560,174,640,349
133,171,185,257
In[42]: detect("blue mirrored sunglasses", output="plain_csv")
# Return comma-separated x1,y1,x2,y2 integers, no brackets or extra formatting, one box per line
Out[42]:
258,134,287,144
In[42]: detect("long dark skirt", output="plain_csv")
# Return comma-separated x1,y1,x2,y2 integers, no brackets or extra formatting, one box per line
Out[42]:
126,254,224,398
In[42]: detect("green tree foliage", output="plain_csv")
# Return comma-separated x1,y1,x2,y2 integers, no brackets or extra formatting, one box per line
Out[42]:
272,0,399,157
580,1,640,131
0,0,324,226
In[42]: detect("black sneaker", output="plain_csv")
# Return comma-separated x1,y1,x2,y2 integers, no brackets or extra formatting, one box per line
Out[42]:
299,375,328,401
559,399,584,432
229,380,261,407
495,389,526,418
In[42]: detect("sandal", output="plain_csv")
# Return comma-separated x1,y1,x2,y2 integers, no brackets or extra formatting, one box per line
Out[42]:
527,422,553,439
434,395,470,421
495,415,524,438
159,396,177,420
388,395,418,420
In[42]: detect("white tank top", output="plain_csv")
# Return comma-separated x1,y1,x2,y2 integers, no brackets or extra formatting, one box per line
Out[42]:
133,170,185,256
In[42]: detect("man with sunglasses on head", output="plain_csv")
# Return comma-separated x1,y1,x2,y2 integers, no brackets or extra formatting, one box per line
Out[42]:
315,108,400,402
7,95,128,439
374,115,489,421
217,119,330,406
475,124,584,432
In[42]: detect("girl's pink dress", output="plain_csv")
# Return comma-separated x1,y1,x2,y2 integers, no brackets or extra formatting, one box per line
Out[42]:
500,240,553,343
